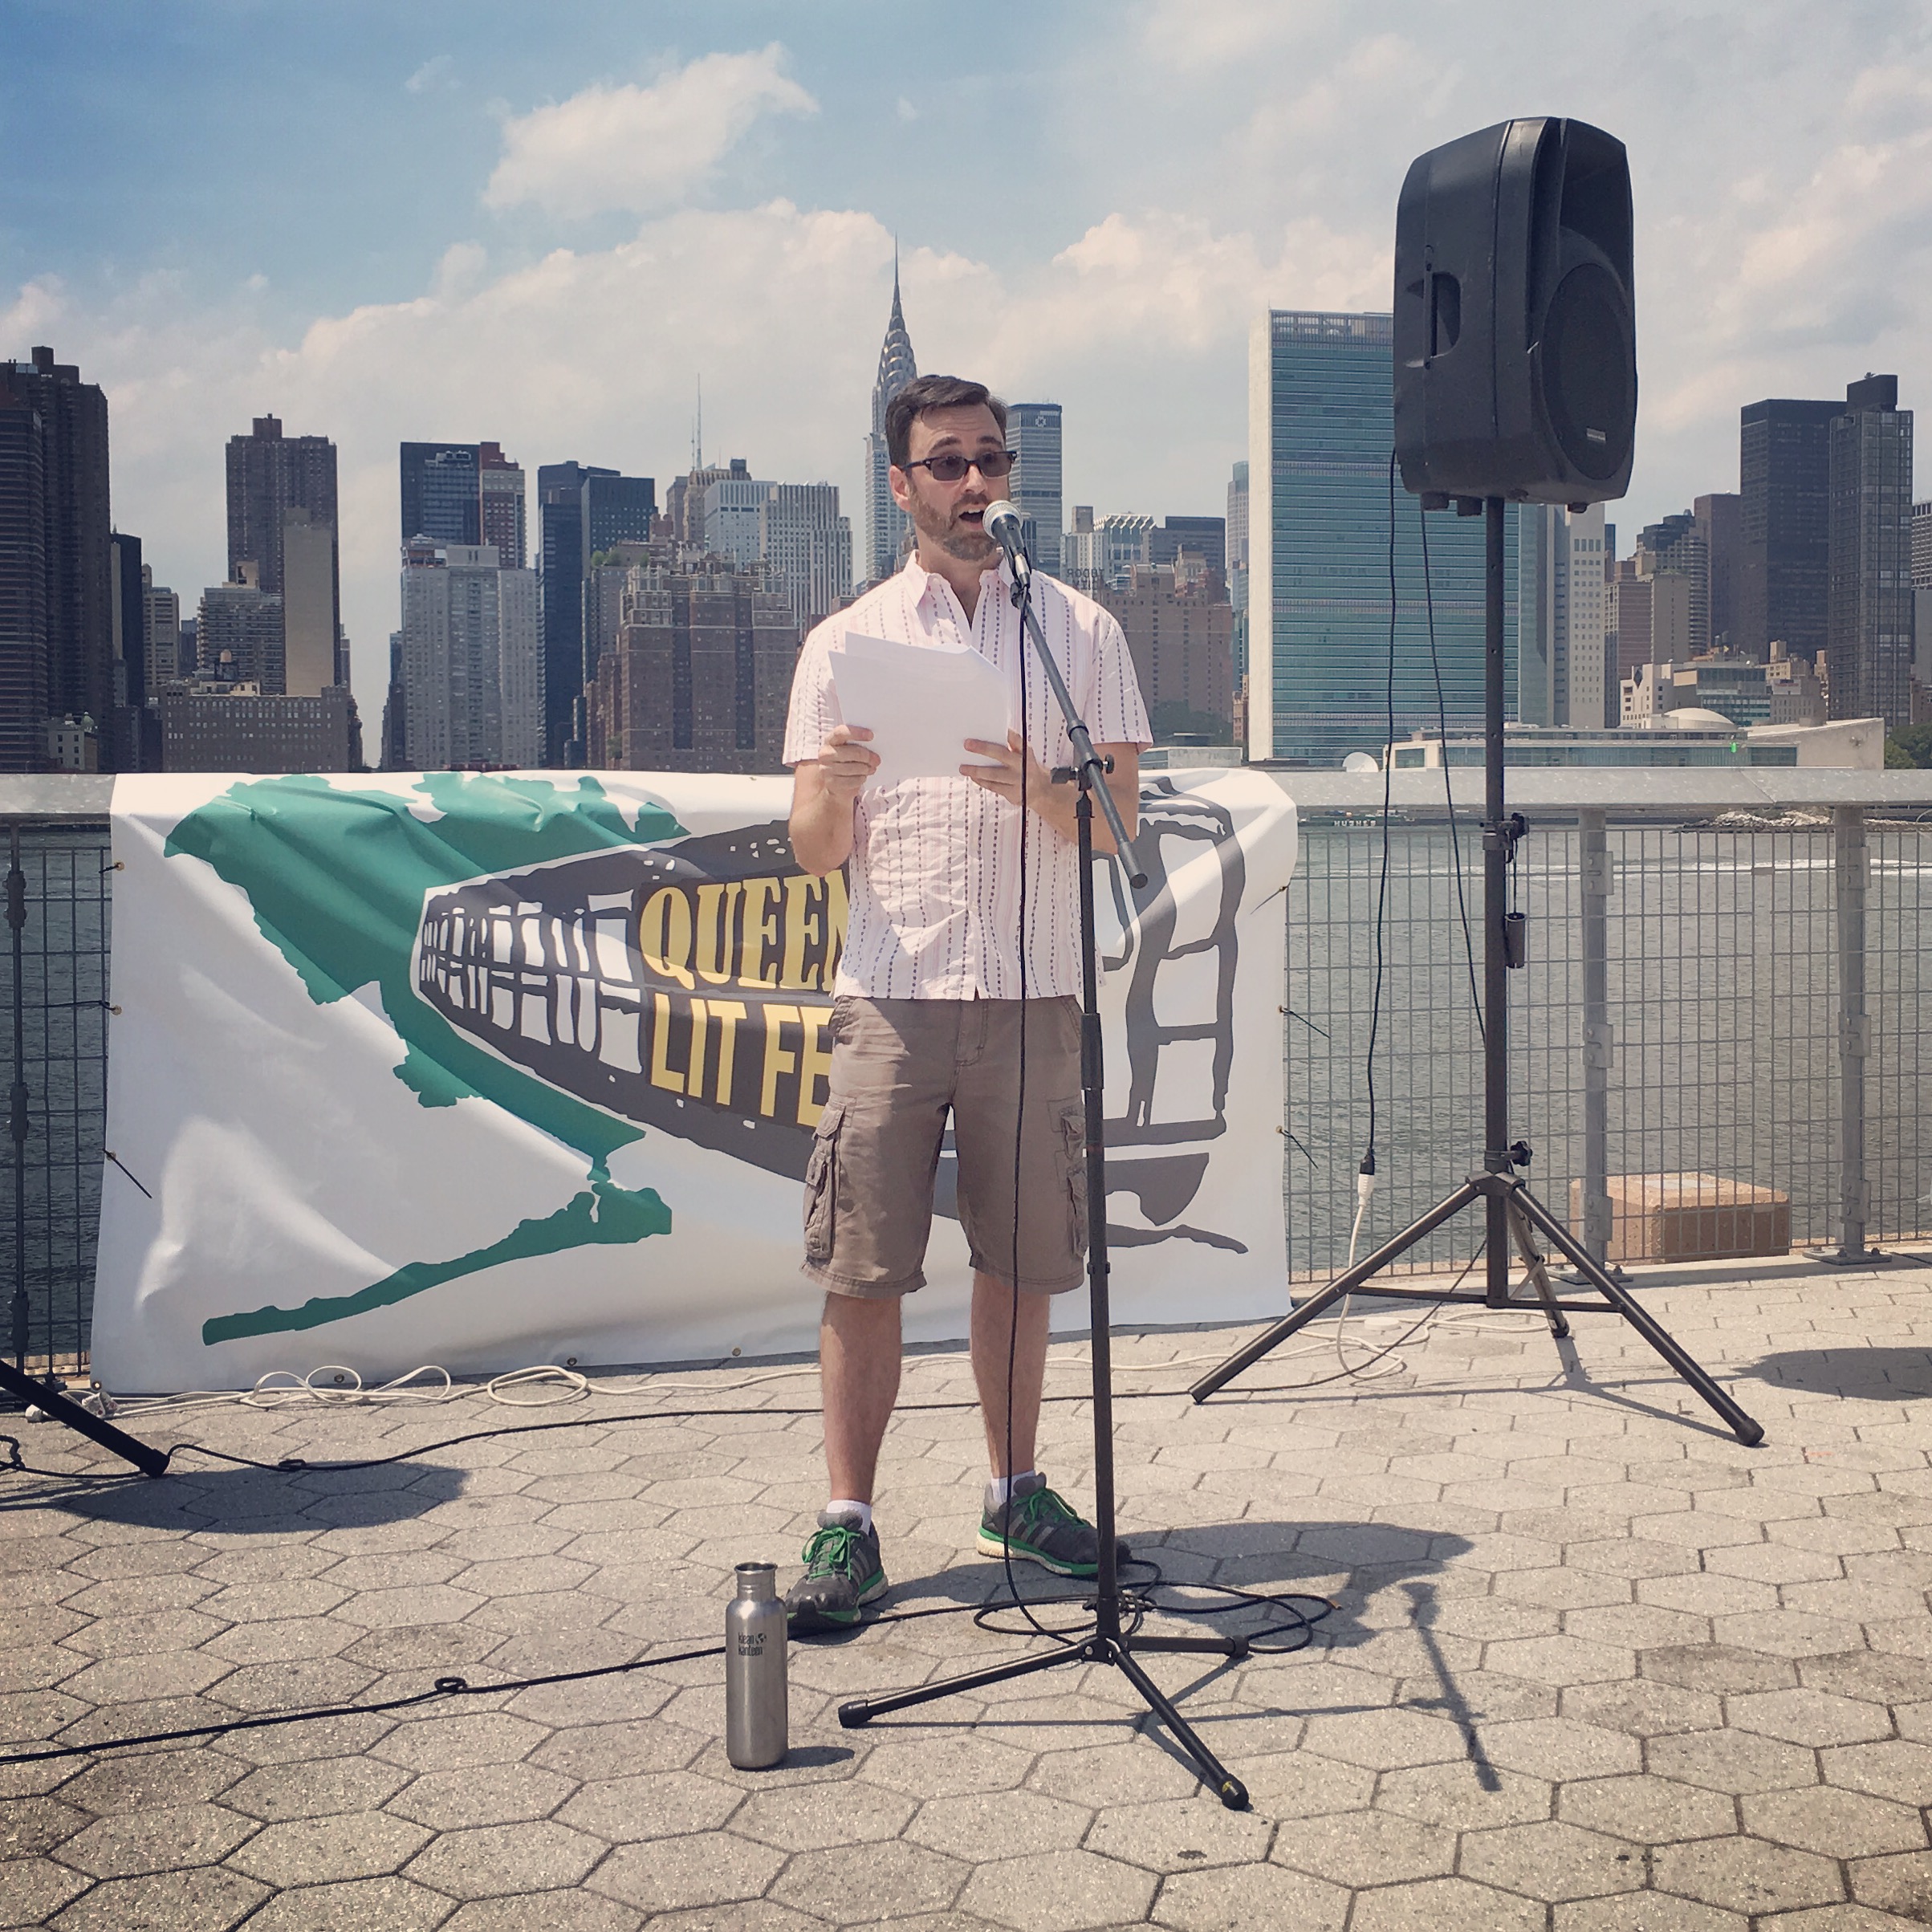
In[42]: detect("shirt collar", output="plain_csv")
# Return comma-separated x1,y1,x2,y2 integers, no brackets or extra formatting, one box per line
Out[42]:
901,548,1011,613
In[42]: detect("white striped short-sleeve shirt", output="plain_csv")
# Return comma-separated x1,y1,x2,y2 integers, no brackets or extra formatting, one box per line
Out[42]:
783,555,1151,1002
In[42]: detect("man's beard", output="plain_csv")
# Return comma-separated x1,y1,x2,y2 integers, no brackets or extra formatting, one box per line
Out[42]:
909,497,998,566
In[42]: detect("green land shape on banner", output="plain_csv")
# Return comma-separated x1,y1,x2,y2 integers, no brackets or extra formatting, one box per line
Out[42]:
162,772,689,1344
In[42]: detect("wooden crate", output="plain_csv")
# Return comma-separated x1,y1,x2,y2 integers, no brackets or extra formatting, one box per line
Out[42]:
1569,1172,1791,1263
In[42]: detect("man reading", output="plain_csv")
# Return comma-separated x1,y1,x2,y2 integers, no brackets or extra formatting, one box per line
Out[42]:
782,372,1151,1630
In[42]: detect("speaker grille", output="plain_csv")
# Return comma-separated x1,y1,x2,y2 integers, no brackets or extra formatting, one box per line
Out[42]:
1542,262,1633,481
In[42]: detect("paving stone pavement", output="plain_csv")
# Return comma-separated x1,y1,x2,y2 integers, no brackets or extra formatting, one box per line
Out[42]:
3,1256,1932,1930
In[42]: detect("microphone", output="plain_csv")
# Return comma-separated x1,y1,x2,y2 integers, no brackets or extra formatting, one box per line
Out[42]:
981,499,1032,584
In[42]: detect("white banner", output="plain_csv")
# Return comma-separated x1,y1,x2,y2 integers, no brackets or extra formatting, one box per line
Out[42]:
95,768,1296,1391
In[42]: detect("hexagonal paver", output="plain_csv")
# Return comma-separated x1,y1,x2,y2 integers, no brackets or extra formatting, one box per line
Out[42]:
1557,1774,1738,1844
1561,1681,1724,1739
768,1839,966,1922
227,1812,432,1886
1083,1794,1272,1873
1478,1716,1644,1781
1650,1836,1844,1913
1729,1686,1895,1747
440,1896,641,1932
1649,1727,1819,1794
1460,1819,1645,1901
1374,1760,1552,1831
1346,1874,1545,1932
958,1847,1157,1931
1154,1860,1348,1931
1487,1635,1637,1686
1027,1739,1202,1806
1849,1849,1932,1919
1822,1739,1932,1805
374,1713,551,1772
387,1762,576,1831
1742,1785,1927,1858
233,1875,454,1932
588,1833,788,1916
56,1801,258,1879
46,1865,268,1932
555,1770,742,1844
1639,1639,1800,1697
1267,1806,1452,1887
402,1820,605,1897
1551,1894,1745,1930
1295,1706,1468,1771
222,1755,411,1822
0,1857,91,1928
730,1777,917,1850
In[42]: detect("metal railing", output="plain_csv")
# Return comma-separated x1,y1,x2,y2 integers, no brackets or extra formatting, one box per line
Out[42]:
5,768,1931,1373
1283,770,1932,1282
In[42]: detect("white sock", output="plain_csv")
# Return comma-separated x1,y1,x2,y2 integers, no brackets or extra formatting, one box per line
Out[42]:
826,1499,873,1534
988,1471,1036,1507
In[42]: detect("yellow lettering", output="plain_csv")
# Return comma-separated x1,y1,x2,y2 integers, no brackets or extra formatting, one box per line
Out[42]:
738,878,782,989
649,992,685,1094
822,867,849,987
779,874,821,990
708,1000,747,1107
760,1003,800,1117
639,888,695,990
796,1004,836,1127
693,882,739,986
686,998,709,1097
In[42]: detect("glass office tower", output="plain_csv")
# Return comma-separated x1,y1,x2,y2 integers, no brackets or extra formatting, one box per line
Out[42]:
1247,311,1516,766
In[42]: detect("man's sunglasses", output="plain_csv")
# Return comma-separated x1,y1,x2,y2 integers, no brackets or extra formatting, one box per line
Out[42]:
901,448,1018,483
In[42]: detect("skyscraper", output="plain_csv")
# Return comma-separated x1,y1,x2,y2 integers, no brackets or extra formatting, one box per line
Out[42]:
142,565,180,685
1739,398,1838,659
281,506,337,698
1008,403,1063,575
400,442,482,547
1247,310,1510,765
1828,374,1914,730
584,473,657,558
539,462,599,764
699,462,772,568
399,539,542,771
759,482,854,631
1637,511,1710,658
478,442,527,570
226,417,338,599
1517,504,1609,727
1695,492,1741,653
586,559,799,773
0,346,113,770
864,260,917,585
1226,460,1250,680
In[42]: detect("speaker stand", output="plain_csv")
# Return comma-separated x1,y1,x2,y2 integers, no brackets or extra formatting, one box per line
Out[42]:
1190,498,1763,1450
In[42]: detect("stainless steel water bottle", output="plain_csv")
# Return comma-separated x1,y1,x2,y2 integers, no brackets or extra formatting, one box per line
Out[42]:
725,1560,787,1769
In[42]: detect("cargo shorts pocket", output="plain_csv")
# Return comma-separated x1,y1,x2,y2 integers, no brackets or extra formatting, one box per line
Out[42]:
1058,1102,1088,1255
803,1101,845,1265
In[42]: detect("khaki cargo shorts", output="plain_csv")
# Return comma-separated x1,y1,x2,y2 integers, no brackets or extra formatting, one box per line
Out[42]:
802,994,1088,1299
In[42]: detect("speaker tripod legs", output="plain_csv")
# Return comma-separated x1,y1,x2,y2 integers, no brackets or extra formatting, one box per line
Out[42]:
1189,1170,1761,1447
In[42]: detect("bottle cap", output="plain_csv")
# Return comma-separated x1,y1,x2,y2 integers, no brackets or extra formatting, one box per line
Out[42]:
734,1560,778,1600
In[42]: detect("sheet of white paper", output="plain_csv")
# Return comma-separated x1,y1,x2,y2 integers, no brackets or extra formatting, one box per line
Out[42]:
828,632,1015,791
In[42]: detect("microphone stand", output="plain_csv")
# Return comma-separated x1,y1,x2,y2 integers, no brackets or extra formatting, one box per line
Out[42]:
836,538,1255,1808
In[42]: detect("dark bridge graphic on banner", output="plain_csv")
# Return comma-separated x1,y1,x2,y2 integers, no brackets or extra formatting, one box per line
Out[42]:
413,783,1246,1247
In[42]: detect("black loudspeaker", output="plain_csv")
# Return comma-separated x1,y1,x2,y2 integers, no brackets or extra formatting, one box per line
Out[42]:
1394,117,1636,507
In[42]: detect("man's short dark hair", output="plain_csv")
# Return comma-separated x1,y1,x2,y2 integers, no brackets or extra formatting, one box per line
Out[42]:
885,375,1008,470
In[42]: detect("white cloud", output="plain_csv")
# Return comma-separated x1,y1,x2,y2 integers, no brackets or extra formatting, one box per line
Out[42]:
405,54,457,96
483,47,818,219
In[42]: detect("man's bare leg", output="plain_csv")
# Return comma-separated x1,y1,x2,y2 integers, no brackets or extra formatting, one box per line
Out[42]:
970,1270,1051,1478
820,1291,903,1503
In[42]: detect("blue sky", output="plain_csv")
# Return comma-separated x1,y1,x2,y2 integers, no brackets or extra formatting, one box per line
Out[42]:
8,1,1931,722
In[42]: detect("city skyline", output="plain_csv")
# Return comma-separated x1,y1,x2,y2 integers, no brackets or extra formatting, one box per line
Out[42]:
8,6,1930,733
